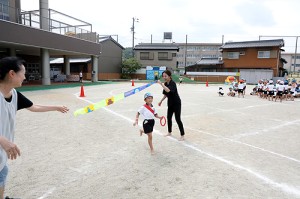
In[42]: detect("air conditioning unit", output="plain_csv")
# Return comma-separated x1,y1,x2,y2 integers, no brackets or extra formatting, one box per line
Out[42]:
218,57,223,61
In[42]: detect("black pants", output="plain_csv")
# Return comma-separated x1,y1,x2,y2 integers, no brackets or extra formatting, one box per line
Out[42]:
167,104,185,136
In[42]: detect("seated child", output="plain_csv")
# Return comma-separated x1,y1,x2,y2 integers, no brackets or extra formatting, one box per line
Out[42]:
218,87,224,96
227,87,235,97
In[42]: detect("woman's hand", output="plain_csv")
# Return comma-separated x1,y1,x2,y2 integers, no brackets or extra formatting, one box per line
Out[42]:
0,137,20,160
158,101,162,106
157,80,162,85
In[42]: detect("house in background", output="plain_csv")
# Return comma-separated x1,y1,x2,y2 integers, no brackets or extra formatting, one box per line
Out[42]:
97,36,124,80
134,43,179,79
281,53,300,73
176,43,222,74
219,39,285,84
185,39,286,84
50,36,124,81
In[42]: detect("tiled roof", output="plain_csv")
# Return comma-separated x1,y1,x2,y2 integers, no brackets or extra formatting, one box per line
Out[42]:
134,43,179,50
220,39,284,49
196,57,223,65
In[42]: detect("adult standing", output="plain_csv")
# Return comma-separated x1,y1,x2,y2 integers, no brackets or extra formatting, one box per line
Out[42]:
79,71,83,83
0,57,69,198
157,70,185,141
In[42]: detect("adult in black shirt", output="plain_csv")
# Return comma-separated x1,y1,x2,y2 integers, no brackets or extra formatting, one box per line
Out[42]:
157,70,185,141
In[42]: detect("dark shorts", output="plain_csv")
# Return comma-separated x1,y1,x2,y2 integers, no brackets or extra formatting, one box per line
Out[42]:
238,89,243,93
277,91,283,96
283,90,289,94
143,119,155,134
268,91,274,96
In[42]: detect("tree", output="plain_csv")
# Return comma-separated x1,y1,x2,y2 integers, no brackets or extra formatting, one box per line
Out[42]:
122,47,133,59
121,57,142,79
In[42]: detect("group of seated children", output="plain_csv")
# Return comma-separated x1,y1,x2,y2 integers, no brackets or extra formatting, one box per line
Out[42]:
218,79,247,97
226,79,246,97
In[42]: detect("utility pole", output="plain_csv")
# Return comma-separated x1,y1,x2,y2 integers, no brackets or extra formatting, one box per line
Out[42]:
184,34,187,74
131,17,139,57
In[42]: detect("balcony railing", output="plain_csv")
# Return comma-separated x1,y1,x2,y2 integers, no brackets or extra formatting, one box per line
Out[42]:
1,3,98,43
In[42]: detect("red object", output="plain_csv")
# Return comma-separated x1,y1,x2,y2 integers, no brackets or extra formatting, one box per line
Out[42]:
206,81,208,87
144,104,154,114
132,79,135,86
160,116,166,126
79,84,85,97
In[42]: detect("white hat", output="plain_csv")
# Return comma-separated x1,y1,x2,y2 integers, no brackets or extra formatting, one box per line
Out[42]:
144,92,153,99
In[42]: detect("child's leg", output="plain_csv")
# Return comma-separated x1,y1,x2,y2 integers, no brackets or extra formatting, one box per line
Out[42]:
147,133,154,154
139,129,144,136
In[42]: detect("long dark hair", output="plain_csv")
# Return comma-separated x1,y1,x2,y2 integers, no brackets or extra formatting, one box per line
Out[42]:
162,70,172,79
0,57,25,80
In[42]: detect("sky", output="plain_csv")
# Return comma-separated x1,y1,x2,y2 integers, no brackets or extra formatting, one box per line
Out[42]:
21,0,300,53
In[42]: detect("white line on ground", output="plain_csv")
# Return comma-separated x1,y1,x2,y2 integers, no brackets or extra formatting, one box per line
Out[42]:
232,119,300,139
62,89,300,198
186,126,300,164
103,106,300,198
37,187,56,199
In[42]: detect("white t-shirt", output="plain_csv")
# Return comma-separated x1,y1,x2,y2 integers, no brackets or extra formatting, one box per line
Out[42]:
276,84,285,92
238,83,245,89
267,84,274,91
0,89,18,170
138,104,157,120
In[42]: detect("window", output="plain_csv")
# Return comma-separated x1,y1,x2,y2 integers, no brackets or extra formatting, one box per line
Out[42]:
291,55,300,59
158,52,168,60
258,51,270,58
228,52,239,59
0,1,10,21
140,52,150,60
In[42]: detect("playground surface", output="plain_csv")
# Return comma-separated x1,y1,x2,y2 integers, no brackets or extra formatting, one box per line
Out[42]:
6,82,300,199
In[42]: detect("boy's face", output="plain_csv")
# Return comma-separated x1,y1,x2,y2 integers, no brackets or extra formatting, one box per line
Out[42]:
144,96,153,104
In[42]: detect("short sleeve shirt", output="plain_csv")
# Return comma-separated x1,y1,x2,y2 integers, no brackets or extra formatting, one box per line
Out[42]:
138,104,157,120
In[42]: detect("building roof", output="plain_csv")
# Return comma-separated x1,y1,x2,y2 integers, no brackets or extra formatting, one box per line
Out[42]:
50,58,91,64
134,43,179,51
195,57,223,65
220,39,284,49
99,36,125,50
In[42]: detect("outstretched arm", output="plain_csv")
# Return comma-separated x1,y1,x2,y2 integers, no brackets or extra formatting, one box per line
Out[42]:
157,80,170,93
27,104,69,113
158,95,167,106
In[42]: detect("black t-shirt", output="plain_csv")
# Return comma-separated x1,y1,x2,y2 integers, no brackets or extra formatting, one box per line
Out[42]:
162,80,181,106
5,91,33,110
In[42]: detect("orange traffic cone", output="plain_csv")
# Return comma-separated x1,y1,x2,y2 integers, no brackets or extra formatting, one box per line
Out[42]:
132,79,135,86
206,80,209,87
79,84,85,97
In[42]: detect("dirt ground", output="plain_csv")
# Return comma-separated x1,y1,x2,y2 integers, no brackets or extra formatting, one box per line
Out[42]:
5,82,300,199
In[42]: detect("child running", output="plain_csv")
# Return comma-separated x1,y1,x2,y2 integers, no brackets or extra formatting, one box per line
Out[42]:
133,93,163,155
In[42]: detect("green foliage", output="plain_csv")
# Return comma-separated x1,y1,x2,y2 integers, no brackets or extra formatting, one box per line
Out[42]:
122,47,133,59
121,57,142,79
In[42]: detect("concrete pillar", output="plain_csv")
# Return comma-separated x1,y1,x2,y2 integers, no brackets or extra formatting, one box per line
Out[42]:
41,48,50,85
39,0,49,31
64,55,70,75
92,56,98,82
